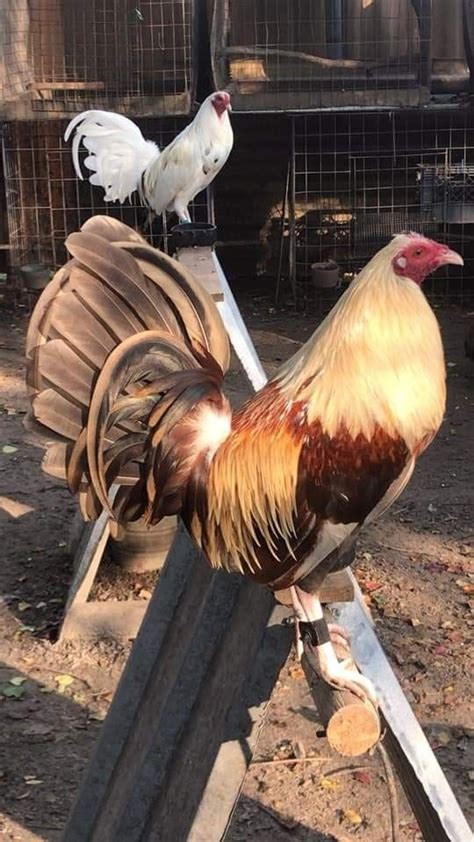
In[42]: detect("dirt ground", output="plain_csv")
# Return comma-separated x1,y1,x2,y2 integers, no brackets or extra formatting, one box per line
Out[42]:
0,292,473,842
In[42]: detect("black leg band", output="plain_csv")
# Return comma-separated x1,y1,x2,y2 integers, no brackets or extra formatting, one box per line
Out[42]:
299,618,330,647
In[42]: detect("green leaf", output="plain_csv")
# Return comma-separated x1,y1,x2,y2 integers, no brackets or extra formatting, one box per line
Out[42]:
2,684,26,699
2,445,18,454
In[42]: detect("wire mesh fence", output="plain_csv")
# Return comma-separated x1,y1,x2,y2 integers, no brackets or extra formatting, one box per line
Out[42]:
1,0,196,120
2,118,212,276
290,108,474,306
210,0,469,113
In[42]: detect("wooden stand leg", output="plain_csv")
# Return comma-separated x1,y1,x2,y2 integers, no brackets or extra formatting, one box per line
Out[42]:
63,526,293,841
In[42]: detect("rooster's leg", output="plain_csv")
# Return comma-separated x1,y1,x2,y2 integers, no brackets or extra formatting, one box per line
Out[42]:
291,586,377,706
291,589,350,660
175,203,192,224
139,210,156,235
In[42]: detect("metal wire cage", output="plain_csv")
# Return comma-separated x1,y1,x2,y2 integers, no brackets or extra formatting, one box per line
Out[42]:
289,108,474,305
2,118,212,275
0,0,196,120
210,0,470,113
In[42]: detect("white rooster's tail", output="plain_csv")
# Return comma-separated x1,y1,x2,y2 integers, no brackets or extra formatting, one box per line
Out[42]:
64,110,159,204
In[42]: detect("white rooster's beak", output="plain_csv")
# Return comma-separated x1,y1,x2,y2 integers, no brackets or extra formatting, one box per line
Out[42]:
439,248,464,267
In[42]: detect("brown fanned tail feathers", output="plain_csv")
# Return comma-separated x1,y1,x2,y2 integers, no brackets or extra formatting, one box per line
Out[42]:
26,216,231,533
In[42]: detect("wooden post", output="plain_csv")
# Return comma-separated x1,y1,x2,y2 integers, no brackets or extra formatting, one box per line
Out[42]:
29,0,65,84
63,526,293,841
412,0,433,90
462,0,474,91
175,246,224,301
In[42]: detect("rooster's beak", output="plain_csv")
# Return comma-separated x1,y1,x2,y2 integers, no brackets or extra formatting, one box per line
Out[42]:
439,248,464,267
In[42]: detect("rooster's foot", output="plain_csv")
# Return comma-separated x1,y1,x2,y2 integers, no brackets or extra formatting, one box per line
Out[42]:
327,622,351,654
295,619,350,661
315,643,378,707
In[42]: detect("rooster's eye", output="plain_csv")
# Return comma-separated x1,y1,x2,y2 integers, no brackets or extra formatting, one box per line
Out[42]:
414,249,423,256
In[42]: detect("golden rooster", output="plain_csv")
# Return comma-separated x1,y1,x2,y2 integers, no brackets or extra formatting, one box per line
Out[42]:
26,217,462,703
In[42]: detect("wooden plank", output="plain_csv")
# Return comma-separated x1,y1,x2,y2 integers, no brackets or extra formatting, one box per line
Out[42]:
27,81,105,91
412,0,433,89
4,92,191,121
65,513,110,610
58,513,110,641
147,601,292,841
63,526,292,841
275,569,354,606
226,88,429,112
56,600,148,642
176,247,224,301
29,0,65,85
63,526,202,839
462,0,474,90
383,720,452,842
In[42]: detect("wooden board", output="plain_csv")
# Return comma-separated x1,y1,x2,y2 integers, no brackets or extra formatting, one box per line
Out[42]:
176,247,224,301
63,526,292,841
57,600,148,642
3,92,191,121
226,87,430,113
275,569,354,606
383,720,455,842
58,512,111,641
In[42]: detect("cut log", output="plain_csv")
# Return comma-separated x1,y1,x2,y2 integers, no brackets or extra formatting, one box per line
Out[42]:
302,645,380,758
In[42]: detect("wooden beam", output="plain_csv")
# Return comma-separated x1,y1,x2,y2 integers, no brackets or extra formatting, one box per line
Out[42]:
63,526,292,841
221,45,366,71
56,600,148,643
275,569,354,606
27,81,105,91
462,0,474,91
411,0,433,90
58,513,110,641
176,246,224,301
383,720,454,842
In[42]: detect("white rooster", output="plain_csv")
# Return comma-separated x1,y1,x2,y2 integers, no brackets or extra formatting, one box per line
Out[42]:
64,91,233,223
